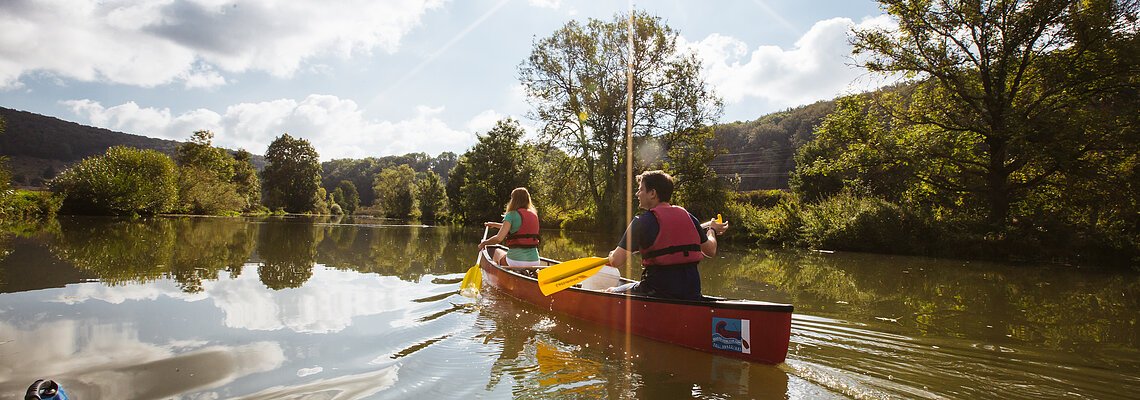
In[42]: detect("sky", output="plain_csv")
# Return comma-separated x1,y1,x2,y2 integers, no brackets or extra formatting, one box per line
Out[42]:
0,0,896,161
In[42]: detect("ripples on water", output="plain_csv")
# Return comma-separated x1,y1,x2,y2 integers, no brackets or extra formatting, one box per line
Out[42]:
1,217,1138,399
788,314,1140,399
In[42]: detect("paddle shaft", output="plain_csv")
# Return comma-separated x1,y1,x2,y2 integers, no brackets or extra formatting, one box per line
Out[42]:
476,226,490,265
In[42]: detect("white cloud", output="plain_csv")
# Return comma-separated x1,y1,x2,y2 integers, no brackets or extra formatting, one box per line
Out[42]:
528,0,561,9
62,100,178,139
685,15,897,109
62,95,480,159
466,109,505,133
182,66,227,89
0,0,445,89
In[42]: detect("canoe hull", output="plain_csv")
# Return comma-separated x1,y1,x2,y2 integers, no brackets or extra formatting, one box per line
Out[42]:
479,247,793,364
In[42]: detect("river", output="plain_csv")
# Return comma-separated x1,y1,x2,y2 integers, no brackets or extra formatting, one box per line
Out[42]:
0,216,1136,399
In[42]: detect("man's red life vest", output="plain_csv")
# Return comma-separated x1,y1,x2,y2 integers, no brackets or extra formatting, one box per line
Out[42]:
641,204,704,266
504,208,541,248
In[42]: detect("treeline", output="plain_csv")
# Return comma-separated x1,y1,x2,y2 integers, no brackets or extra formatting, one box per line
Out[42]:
726,0,1140,266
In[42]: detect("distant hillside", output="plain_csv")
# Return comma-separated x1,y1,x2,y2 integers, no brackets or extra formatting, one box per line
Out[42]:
0,107,265,187
3,101,839,191
710,100,837,190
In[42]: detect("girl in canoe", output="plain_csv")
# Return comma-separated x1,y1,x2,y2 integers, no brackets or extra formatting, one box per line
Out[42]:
478,187,542,267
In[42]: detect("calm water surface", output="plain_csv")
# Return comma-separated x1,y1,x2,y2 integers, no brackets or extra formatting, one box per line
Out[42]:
0,216,1137,399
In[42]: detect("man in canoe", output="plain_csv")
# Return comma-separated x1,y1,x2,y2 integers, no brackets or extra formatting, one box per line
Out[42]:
604,170,728,300
478,187,542,267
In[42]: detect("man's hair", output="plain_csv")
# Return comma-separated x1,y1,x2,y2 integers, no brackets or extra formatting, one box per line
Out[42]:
637,170,674,203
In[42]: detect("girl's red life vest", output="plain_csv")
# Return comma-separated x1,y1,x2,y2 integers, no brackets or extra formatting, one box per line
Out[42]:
641,204,704,266
504,208,541,248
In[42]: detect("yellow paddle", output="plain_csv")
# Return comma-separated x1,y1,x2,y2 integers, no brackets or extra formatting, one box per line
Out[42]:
536,213,722,296
459,227,491,298
537,256,610,296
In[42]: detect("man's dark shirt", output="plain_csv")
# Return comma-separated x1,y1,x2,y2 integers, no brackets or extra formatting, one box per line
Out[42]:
617,208,708,300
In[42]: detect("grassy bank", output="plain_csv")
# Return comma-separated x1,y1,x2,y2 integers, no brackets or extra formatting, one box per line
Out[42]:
722,190,1140,269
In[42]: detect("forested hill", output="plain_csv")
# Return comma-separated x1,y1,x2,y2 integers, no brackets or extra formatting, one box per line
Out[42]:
710,100,836,191
0,107,263,187
2,100,837,191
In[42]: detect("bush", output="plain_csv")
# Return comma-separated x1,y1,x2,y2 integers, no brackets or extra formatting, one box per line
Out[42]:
560,209,596,232
177,166,245,215
797,190,930,253
725,197,802,245
0,190,63,221
51,146,179,216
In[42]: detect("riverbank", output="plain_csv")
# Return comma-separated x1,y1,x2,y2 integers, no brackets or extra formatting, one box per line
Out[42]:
722,190,1140,270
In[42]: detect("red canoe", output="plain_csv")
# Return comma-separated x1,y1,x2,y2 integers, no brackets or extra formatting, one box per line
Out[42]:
478,246,793,365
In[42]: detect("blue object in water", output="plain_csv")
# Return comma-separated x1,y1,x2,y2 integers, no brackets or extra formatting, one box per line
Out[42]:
25,379,68,400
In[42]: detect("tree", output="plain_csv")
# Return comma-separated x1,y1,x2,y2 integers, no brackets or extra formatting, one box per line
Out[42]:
232,149,262,211
334,180,359,215
456,119,532,224
262,134,322,213
445,156,470,222
430,151,458,182
851,0,1140,227
791,94,919,203
525,143,592,224
664,125,729,218
373,164,417,219
416,171,446,222
520,10,723,228
50,146,178,215
175,130,243,214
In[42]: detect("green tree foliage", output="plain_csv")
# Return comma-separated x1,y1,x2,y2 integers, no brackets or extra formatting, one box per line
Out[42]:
321,152,457,207
232,149,262,211
50,146,178,215
175,130,244,214
415,171,446,222
373,164,417,219
664,126,729,218
791,94,920,203
453,119,533,224
851,0,1140,227
262,134,323,213
520,10,723,228
445,156,469,222
333,180,359,215
525,144,592,227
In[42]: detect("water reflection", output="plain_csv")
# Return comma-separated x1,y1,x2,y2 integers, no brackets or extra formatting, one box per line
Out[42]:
1,217,1138,399
473,289,792,398
257,219,319,290
0,313,284,399
704,250,1140,352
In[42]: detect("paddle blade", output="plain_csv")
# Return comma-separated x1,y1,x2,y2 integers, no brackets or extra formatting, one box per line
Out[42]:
459,265,482,298
537,257,609,296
